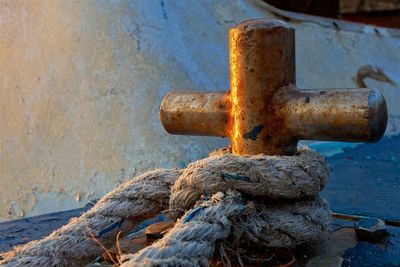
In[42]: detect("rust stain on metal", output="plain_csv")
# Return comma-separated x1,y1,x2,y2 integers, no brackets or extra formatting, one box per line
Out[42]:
160,19,388,156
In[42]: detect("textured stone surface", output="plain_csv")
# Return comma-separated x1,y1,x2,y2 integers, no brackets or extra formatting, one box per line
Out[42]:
1,0,400,220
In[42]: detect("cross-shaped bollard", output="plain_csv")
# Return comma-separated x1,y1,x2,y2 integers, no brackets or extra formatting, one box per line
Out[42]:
160,19,388,156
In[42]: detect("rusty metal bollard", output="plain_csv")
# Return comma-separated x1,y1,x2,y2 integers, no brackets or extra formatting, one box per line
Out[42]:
160,19,387,155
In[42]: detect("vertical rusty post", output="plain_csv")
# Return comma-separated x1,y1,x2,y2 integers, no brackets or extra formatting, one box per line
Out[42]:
229,20,296,155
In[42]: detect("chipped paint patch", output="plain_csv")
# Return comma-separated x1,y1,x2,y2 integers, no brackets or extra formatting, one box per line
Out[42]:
243,125,264,141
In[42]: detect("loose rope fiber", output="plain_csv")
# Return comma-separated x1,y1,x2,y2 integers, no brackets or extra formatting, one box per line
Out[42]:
0,148,332,267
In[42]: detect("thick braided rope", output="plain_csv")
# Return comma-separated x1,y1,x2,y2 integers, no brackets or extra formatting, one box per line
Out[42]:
170,149,328,218
122,149,331,266
121,191,331,266
0,148,331,266
120,191,246,267
0,169,181,267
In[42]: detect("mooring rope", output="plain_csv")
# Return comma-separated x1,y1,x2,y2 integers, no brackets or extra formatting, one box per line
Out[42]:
0,170,182,267
0,148,332,267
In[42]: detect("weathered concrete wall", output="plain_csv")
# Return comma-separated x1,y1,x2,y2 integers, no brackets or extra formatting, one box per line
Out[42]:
1,0,399,220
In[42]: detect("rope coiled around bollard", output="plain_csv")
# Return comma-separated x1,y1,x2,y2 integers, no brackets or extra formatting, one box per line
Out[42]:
0,148,332,267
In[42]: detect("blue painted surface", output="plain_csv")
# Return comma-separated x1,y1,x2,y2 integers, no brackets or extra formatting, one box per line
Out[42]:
307,141,362,157
322,135,400,221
